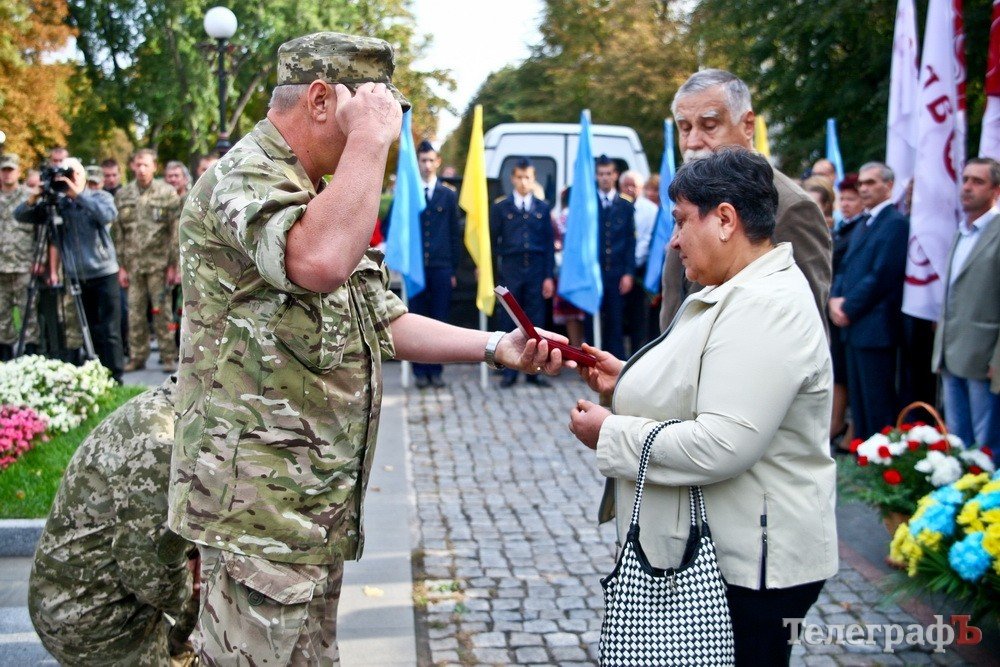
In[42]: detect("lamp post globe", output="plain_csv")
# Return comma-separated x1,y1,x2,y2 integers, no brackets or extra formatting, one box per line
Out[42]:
204,7,237,40
204,7,238,154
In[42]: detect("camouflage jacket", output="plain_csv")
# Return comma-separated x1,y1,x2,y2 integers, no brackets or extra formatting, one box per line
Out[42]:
0,185,35,273
114,178,181,272
168,118,407,565
29,380,192,660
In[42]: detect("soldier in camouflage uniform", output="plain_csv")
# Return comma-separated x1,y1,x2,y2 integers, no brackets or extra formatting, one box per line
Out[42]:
169,31,563,666
114,148,181,372
29,379,197,666
0,154,39,358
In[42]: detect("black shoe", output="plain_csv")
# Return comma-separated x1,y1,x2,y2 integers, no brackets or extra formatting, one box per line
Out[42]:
415,376,430,389
430,376,446,389
500,375,517,388
526,376,551,388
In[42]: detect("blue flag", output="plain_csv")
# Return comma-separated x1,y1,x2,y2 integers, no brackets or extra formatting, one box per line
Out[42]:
644,119,677,294
558,110,602,314
385,110,426,298
826,118,845,186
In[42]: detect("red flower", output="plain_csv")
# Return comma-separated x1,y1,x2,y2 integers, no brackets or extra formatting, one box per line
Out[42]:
929,440,949,452
877,445,891,459
857,456,869,467
900,423,914,432
970,465,983,475
907,440,920,452
849,438,863,453
880,426,893,435
981,446,994,458
883,469,902,485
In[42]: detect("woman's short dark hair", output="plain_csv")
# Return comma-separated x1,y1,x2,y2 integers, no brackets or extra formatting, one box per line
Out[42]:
668,148,779,243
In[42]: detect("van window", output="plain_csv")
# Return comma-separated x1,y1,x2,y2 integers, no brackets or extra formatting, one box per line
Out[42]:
498,156,558,204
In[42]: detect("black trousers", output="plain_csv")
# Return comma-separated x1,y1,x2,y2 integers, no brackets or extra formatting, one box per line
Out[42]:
846,343,898,439
900,314,938,418
80,273,124,383
408,266,452,379
727,579,825,666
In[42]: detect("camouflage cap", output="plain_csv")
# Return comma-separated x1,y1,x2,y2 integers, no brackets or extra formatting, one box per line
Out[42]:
0,154,19,169
85,165,103,182
276,32,411,111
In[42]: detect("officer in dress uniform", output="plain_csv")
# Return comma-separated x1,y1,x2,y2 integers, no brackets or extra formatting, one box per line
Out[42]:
595,154,636,360
383,140,463,388
491,159,555,388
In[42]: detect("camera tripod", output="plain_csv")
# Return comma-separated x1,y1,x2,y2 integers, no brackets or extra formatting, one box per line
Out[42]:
14,196,96,361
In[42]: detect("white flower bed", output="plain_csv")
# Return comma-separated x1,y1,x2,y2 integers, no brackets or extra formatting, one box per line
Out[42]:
0,356,115,432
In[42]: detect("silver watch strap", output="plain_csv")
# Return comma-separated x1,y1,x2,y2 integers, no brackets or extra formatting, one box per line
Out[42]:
484,330,506,370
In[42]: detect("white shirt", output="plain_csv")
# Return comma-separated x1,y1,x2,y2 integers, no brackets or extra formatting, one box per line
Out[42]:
864,198,893,226
950,206,999,285
633,197,659,266
599,189,617,208
513,192,533,212
422,176,437,201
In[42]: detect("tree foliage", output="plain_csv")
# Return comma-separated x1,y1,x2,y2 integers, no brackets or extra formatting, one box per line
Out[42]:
441,0,694,171
691,0,992,173
61,0,452,165
0,0,76,163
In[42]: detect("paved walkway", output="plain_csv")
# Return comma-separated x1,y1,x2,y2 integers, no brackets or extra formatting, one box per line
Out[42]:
1,359,995,665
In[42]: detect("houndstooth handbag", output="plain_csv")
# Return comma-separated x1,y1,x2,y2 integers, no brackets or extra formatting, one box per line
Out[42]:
599,421,735,666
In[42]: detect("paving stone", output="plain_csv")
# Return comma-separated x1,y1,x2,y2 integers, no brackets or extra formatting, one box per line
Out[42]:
471,632,505,648
514,647,549,663
544,631,579,647
551,646,588,661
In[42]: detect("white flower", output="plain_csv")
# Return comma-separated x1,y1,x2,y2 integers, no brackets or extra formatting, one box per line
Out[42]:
907,425,945,445
946,433,966,450
0,355,114,433
857,433,894,465
959,449,996,474
914,451,963,487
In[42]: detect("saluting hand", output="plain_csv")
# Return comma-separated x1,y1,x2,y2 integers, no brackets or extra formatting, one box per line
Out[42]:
334,82,402,146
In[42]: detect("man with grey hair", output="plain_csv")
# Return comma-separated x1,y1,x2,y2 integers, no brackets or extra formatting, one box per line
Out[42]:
163,160,191,199
659,69,831,331
829,161,909,439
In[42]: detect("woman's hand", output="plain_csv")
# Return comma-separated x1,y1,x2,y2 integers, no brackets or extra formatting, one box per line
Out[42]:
577,343,623,396
495,327,574,376
568,399,611,450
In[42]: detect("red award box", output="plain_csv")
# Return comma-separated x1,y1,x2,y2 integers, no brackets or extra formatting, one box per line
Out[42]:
494,286,597,367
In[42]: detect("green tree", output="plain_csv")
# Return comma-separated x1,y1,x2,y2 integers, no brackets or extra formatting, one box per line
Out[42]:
690,0,992,173
442,0,694,172
64,0,452,165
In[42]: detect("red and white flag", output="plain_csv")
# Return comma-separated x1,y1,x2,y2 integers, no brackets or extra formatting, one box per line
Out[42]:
980,0,1000,159
886,0,920,203
903,0,966,322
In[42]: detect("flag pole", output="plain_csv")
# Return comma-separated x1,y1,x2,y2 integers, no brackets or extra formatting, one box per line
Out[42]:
479,311,488,390
400,281,411,388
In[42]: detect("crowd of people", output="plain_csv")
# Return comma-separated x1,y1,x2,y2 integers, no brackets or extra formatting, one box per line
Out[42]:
5,31,998,667
0,147,220,381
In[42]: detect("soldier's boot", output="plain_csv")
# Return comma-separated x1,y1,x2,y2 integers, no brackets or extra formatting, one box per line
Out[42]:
0,344,12,362
124,358,147,372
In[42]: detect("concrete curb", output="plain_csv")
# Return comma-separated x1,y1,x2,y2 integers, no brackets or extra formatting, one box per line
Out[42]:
0,519,44,557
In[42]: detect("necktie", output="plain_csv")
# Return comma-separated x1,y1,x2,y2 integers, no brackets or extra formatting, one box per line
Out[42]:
424,186,430,204
602,195,610,209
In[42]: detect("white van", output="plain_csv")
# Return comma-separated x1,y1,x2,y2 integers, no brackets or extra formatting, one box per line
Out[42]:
483,123,650,211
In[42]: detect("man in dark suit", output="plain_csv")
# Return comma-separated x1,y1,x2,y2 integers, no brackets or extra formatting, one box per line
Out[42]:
491,159,555,388
932,158,1000,460
659,70,831,332
595,155,636,360
829,162,909,439
384,140,463,388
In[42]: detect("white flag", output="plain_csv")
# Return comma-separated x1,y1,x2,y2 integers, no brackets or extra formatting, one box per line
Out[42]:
979,1,1000,159
903,0,966,323
886,0,920,203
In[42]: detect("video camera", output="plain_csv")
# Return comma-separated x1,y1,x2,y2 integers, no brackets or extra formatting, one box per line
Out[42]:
39,165,75,197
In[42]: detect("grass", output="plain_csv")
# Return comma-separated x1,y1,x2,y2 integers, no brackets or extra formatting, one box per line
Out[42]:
0,384,148,519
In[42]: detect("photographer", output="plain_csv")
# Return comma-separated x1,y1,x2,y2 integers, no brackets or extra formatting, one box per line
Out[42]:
14,158,124,382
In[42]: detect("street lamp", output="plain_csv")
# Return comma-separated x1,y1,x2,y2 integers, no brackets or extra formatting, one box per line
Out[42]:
204,6,238,155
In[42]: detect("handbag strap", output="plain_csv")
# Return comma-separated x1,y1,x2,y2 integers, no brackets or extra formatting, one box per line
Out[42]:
629,419,682,528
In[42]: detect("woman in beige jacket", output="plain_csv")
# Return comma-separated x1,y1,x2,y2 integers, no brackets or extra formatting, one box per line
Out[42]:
570,149,838,665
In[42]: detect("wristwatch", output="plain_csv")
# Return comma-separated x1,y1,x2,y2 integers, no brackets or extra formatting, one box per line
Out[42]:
484,330,506,370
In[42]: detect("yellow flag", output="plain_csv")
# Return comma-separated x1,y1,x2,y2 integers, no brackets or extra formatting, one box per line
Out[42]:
754,115,771,158
459,105,495,315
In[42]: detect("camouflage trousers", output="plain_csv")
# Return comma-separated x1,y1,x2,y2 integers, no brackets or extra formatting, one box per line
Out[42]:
128,269,177,363
0,271,38,345
34,612,175,667
197,547,344,666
